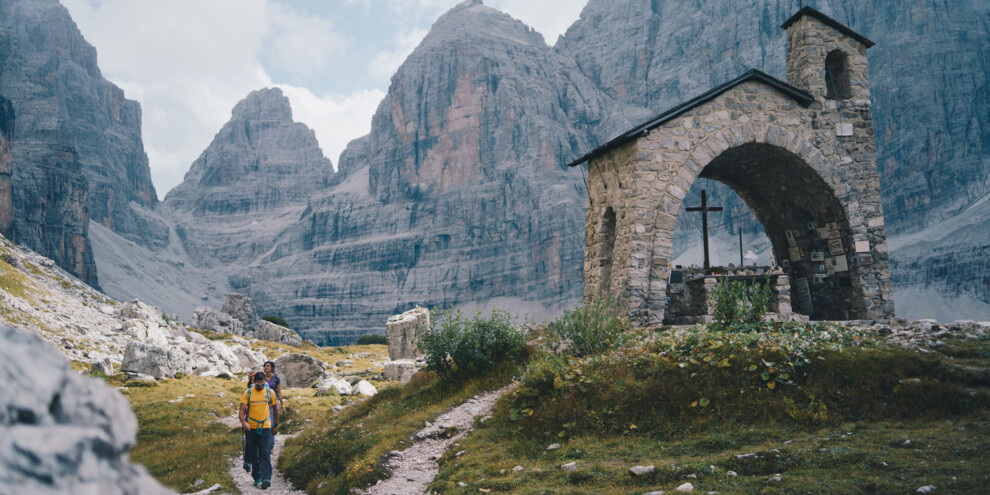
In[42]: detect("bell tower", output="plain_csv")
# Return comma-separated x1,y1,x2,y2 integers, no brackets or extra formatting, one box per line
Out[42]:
783,7,875,103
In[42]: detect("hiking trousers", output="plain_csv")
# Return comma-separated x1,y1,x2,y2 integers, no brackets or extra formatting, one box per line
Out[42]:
245,428,273,481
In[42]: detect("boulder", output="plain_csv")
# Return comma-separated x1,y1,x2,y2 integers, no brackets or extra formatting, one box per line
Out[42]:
272,353,327,388
0,326,171,494
188,306,244,335
119,299,166,327
122,320,169,347
222,293,258,331
90,358,114,376
386,307,430,360
254,320,303,346
121,341,189,379
352,380,377,397
315,378,352,396
232,345,267,371
384,360,418,384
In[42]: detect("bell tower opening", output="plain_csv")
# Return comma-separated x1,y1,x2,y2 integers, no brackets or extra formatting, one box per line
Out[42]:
825,50,851,100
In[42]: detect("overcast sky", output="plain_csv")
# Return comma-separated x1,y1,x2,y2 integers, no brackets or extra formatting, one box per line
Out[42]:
59,0,586,199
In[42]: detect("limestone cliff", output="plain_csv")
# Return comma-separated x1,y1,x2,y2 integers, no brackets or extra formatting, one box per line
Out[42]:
0,0,165,286
162,87,335,268
229,0,626,344
0,97,13,238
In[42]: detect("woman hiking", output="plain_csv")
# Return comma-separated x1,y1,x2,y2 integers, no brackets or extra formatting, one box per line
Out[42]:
263,361,284,449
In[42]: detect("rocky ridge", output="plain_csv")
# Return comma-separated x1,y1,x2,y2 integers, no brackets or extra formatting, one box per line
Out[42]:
0,232,266,380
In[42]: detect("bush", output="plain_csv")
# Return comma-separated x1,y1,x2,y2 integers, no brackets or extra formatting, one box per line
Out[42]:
709,276,772,331
262,315,289,328
548,297,630,357
357,334,388,345
418,309,527,379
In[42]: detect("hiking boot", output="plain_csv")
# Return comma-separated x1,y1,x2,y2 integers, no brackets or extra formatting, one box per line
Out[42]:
260,479,271,489
242,461,251,473
253,479,262,488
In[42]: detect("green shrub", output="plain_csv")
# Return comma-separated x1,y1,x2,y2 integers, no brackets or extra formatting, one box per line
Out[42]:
548,297,629,357
418,309,527,379
357,334,388,345
262,315,289,328
710,276,772,331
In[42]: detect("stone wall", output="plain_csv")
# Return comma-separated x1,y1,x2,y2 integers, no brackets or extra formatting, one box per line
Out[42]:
584,13,893,326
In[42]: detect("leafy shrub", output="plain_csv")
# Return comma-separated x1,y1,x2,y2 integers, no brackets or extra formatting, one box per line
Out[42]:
548,297,629,357
357,334,388,345
709,276,772,331
262,315,289,328
418,309,527,379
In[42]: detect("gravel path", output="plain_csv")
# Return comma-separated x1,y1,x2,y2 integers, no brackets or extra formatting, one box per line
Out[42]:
363,384,516,495
227,429,306,495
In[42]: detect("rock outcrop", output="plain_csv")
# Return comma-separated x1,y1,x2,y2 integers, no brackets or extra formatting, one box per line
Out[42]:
272,353,328,389
188,293,303,345
387,307,430,360
0,325,171,494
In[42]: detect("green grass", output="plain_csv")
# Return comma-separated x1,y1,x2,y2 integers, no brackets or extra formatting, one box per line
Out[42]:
279,362,526,494
424,332,990,494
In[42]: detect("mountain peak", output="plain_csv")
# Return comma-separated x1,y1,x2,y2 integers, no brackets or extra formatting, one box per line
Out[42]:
231,87,292,122
427,0,544,48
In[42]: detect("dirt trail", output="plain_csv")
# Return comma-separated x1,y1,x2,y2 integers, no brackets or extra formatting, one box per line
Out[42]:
363,383,517,495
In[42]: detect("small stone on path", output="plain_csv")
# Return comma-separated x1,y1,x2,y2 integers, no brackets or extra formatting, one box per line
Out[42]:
629,465,655,476
546,443,560,451
675,482,694,492
561,462,577,472
917,486,936,493
512,465,524,473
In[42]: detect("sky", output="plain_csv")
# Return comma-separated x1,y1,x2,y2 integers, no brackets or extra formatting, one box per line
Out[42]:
59,0,587,199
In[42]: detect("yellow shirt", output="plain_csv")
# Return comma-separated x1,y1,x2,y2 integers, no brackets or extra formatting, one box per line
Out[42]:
241,386,277,429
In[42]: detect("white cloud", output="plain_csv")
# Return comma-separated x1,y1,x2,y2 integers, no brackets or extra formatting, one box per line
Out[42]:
277,85,386,168
263,3,348,80
369,28,429,79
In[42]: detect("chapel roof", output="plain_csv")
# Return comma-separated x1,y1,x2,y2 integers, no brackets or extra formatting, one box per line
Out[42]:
781,7,875,48
568,69,813,167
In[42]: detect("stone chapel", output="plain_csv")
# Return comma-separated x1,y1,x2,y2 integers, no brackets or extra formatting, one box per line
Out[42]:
569,7,895,326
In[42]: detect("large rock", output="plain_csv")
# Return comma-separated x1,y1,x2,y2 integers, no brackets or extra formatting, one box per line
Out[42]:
352,380,378,397
120,341,189,380
188,306,244,335
221,294,258,330
272,353,327,389
121,320,169,348
386,307,430,361
232,345,267,371
0,326,171,494
383,360,419,384
254,320,303,346
315,378,352,397
119,300,166,326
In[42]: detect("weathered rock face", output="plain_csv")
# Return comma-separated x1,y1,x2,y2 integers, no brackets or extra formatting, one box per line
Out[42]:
230,0,626,344
221,293,259,331
0,97,13,238
386,307,430,360
162,88,334,268
254,320,303,347
0,0,163,277
189,306,245,335
1,326,171,494
272,353,327,389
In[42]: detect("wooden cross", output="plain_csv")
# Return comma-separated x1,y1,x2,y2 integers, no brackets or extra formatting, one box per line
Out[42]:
686,190,723,271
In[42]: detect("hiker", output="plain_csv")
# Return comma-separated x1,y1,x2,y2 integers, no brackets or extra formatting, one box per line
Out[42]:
263,361,284,449
240,371,278,490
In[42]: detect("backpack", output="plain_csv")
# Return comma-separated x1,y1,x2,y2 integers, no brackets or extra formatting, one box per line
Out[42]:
246,384,272,434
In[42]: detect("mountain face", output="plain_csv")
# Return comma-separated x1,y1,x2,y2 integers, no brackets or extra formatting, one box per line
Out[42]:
162,87,335,268
0,0,165,286
223,0,626,344
0,98,12,238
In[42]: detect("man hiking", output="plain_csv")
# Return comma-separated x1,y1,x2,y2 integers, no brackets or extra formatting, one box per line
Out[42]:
240,371,279,490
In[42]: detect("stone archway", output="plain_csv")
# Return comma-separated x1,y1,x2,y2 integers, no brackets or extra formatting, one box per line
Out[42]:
646,139,866,323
